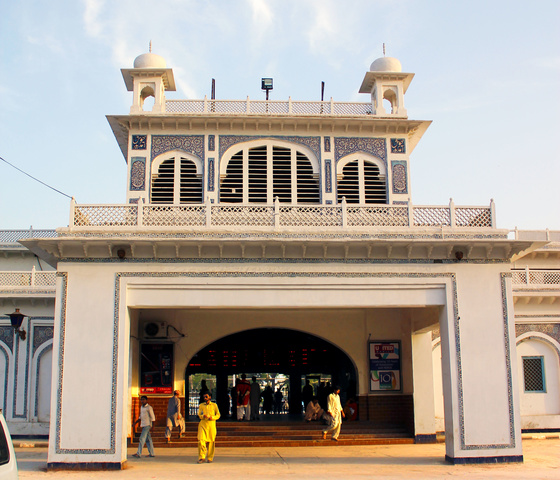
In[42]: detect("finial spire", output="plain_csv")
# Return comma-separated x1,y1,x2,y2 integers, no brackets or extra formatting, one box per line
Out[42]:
149,40,152,53
383,43,386,56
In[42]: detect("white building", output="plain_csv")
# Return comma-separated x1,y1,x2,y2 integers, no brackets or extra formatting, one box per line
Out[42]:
1,50,558,469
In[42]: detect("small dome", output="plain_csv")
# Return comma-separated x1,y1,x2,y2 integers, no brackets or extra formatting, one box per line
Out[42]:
369,57,402,73
133,52,167,69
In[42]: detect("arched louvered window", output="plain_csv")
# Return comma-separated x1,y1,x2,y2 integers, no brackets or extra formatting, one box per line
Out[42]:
220,144,319,204
151,154,203,204
337,158,386,204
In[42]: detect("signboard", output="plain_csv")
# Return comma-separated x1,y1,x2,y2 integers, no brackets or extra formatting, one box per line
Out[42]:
140,343,174,394
369,341,401,392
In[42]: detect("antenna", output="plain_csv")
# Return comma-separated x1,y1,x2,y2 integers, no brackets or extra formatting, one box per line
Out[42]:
149,40,152,53
383,43,386,56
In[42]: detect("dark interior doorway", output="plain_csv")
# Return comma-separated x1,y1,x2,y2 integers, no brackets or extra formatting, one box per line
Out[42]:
185,328,357,419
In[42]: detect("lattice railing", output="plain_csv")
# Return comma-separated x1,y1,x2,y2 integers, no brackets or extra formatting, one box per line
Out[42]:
347,206,408,227
455,207,493,228
210,205,274,226
73,205,138,227
0,229,57,243
143,205,206,227
512,269,560,287
164,98,376,116
68,199,495,231
0,270,56,289
279,206,342,227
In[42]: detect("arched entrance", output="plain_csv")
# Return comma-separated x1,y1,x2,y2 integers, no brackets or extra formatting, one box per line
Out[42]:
185,328,357,419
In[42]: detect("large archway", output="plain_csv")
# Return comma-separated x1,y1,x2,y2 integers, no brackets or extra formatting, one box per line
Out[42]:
185,328,357,419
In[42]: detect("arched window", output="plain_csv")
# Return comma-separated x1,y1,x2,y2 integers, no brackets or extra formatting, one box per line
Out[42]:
151,153,203,204
220,144,319,204
337,158,386,204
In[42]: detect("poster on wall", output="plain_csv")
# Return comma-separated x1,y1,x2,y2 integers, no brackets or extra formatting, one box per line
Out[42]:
140,343,174,394
369,341,401,392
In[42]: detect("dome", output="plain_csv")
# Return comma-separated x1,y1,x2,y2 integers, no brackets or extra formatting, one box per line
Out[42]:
369,57,402,73
133,52,167,69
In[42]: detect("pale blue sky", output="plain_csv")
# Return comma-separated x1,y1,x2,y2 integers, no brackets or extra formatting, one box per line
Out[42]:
1,0,559,230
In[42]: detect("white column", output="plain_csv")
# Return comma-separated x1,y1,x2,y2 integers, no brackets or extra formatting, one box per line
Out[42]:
412,331,436,441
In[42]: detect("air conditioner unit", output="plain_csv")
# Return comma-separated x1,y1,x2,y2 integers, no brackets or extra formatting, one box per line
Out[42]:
142,321,168,339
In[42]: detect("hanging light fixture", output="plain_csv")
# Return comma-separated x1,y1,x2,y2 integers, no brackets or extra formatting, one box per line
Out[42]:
6,308,27,341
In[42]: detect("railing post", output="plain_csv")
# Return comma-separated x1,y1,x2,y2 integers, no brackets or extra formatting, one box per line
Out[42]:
69,197,76,229
288,96,292,114
408,201,414,227
525,266,530,285
204,95,208,113
206,197,212,227
342,197,347,228
449,198,456,228
490,198,496,228
246,96,250,114
31,266,36,287
274,197,280,229
137,197,144,227
330,97,334,115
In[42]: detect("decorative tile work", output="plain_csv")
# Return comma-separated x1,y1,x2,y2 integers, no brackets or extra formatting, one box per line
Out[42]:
208,135,215,151
334,137,386,163
208,158,215,191
325,159,332,193
0,325,14,352
151,135,205,161
391,138,406,154
324,137,331,152
131,135,147,150
130,157,146,191
391,161,408,194
219,135,321,163
12,323,30,419
54,271,117,455
33,325,54,356
516,323,560,347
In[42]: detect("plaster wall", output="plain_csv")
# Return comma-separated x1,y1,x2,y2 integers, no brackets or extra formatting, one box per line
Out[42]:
47,259,521,465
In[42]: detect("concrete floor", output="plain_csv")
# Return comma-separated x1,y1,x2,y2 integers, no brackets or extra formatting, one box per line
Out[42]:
14,439,560,479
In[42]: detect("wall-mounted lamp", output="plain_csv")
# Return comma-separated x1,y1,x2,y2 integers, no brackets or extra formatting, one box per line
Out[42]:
6,308,27,341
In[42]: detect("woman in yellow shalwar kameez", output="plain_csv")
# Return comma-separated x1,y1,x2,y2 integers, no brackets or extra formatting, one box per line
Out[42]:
197,393,221,463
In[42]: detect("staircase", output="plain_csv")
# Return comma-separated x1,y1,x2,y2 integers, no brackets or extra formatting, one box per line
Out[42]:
130,420,414,448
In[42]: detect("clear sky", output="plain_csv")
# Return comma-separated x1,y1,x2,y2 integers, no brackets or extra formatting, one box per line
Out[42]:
1,0,559,230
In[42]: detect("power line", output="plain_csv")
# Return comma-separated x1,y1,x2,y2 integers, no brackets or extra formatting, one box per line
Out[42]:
0,155,73,200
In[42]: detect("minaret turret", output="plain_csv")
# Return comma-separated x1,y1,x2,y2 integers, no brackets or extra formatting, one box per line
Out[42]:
121,49,176,114
359,56,414,117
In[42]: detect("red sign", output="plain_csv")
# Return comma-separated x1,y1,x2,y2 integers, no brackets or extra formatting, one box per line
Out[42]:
374,344,395,355
140,386,173,394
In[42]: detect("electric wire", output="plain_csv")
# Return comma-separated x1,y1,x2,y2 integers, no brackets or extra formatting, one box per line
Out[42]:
0,155,73,199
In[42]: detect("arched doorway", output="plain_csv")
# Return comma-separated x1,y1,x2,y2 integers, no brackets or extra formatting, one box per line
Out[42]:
185,328,357,420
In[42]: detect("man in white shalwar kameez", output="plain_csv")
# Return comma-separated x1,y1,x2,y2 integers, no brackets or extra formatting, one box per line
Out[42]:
198,393,220,463
322,386,345,441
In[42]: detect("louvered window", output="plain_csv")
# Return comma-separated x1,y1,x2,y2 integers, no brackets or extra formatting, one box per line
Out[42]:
337,159,386,204
220,145,319,204
151,155,202,204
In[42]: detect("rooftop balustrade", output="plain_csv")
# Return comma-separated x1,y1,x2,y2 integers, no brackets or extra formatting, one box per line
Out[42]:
165,98,373,116
512,269,560,288
0,267,56,291
67,198,496,231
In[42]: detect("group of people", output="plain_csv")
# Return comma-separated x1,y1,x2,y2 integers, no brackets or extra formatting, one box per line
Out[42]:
132,388,220,464
231,374,285,419
132,377,356,462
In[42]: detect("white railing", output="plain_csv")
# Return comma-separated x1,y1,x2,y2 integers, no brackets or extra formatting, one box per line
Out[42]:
512,269,560,288
0,267,56,289
0,229,58,244
165,97,373,116
68,198,495,231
